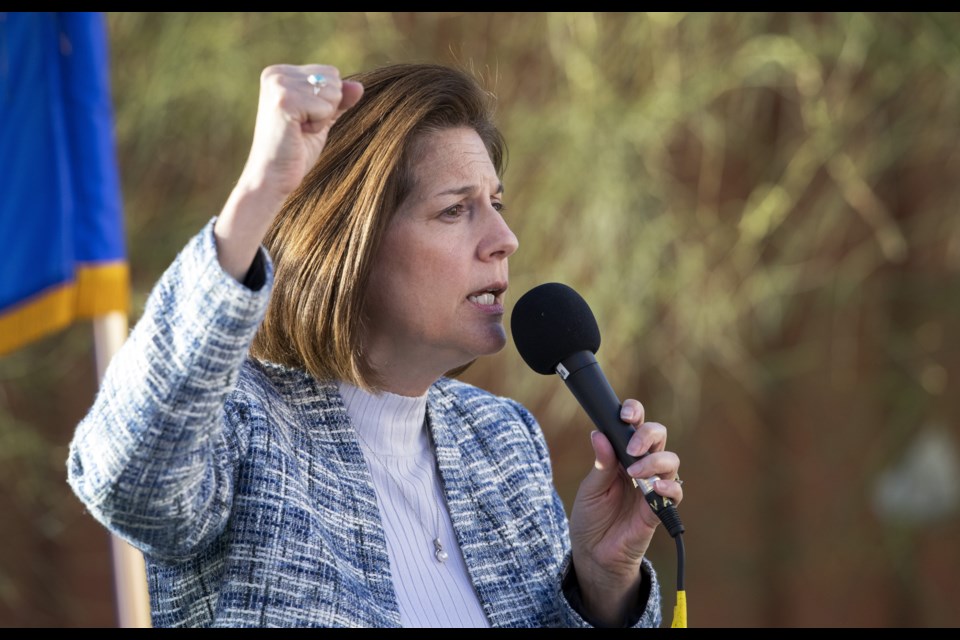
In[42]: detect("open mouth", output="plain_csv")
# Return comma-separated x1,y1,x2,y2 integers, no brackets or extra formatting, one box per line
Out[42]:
467,285,507,306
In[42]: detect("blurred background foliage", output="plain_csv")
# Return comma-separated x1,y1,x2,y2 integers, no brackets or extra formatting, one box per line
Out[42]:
2,12,959,627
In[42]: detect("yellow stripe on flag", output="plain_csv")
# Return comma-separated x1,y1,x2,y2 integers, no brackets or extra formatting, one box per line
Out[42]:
0,262,129,355
76,262,130,318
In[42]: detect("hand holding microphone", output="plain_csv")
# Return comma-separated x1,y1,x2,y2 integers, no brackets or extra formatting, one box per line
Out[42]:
511,282,684,538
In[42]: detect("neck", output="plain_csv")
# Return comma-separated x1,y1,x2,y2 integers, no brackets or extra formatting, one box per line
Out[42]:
373,367,439,397
364,344,466,397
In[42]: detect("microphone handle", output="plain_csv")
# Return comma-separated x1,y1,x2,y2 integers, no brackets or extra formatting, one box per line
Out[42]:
558,351,685,537
558,351,640,472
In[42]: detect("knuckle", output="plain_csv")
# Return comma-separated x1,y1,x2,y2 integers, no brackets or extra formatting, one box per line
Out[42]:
646,421,667,434
274,92,296,112
261,64,285,83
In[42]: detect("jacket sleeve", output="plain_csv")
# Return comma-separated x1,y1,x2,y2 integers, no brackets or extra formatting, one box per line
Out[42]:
505,397,663,628
66,217,273,560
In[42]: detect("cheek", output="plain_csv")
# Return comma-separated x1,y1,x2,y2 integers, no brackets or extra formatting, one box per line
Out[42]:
411,247,465,294
375,261,445,325
373,226,471,319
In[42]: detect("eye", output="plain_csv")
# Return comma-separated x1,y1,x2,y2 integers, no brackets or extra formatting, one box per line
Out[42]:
492,201,506,214
441,203,467,219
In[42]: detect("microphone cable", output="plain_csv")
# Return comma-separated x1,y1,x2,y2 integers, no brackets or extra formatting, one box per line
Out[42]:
634,475,686,628
670,532,686,628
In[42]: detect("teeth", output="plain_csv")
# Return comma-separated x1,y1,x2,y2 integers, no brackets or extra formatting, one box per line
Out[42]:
469,293,496,305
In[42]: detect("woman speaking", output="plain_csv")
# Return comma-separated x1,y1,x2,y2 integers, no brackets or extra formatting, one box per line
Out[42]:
66,61,683,628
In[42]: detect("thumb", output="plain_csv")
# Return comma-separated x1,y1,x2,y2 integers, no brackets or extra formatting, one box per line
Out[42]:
337,80,365,114
580,430,622,498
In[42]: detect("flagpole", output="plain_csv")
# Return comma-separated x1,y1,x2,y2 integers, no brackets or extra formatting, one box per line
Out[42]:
93,310,152,629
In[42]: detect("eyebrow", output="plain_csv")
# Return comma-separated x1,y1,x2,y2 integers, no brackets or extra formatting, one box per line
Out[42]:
435,182,505,198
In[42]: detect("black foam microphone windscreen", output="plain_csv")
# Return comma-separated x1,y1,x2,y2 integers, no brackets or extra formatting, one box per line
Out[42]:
510,282,600,375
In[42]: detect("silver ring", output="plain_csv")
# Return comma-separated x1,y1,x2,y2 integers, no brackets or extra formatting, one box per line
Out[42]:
307,73,327,95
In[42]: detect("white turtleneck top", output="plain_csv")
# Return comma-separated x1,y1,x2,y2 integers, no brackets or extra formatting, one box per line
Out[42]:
338,381,490,628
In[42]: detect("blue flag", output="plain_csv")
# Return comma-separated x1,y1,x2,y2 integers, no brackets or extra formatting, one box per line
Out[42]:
0,12,128,355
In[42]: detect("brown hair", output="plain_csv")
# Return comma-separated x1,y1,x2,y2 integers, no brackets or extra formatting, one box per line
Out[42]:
250,62,506,390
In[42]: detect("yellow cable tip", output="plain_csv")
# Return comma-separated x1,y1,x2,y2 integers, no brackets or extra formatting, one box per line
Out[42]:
670,590,687,628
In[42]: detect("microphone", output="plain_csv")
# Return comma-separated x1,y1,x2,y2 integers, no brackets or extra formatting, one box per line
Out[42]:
511,282,684,538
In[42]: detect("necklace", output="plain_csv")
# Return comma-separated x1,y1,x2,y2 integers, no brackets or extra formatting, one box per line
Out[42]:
355,429,449,563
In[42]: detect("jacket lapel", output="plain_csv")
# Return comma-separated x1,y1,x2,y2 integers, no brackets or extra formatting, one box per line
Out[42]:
274,369,402,626
427,382,530,628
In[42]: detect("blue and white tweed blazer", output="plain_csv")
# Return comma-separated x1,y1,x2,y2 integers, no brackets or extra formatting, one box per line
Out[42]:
66,219,661,628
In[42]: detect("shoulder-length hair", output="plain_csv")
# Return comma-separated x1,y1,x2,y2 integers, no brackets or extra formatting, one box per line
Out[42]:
250,62,507,391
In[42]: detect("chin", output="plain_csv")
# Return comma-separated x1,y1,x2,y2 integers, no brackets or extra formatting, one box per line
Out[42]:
486,322,509,348
442,325,507,369
451,333,506,366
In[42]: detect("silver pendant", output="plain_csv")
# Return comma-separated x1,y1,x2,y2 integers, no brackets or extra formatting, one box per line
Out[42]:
434,538,448,563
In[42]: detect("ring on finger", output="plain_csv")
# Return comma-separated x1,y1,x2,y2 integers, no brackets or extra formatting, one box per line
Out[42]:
307,73,328,95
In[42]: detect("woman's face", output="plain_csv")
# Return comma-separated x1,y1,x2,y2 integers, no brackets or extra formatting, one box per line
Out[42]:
363,127,519,393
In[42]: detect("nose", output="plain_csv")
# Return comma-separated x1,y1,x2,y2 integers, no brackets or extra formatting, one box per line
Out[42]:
479,206,519,261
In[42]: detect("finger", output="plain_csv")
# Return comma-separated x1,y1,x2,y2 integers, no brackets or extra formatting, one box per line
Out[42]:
301,64,342,97
301,67,342,110
281,65,345,129
303,76,364,138
337,80,364,115
579,430,622,497
654,478,684,506
619,399,645,425
624,450,680,481
318,81,364,133
624,420,667,457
